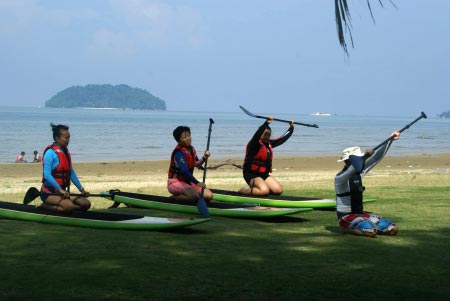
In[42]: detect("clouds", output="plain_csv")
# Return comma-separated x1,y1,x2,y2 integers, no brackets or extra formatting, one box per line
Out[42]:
0,0,206,59
90,0,206,58
0,0,449,116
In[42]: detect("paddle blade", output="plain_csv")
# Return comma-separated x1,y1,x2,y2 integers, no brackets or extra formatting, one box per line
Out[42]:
239,106,257,117
196,193,210,218
23,187,41,204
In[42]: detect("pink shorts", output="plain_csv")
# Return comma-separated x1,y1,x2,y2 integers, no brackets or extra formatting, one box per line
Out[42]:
167,178,202,195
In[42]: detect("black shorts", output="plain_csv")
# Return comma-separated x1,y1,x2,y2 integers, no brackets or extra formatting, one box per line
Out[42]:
243,172,270,185
40,190,49,202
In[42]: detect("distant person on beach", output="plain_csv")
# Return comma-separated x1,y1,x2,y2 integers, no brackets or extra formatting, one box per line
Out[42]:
40,123,91,212
239,117,294,196
15,151,27,163
167,125,212,202
32,150,41,163
334,131,401,237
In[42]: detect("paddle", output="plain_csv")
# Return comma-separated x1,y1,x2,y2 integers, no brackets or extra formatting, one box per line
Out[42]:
23,187,113,205
373,112,427,151
239,105,319,128
196,118,214,218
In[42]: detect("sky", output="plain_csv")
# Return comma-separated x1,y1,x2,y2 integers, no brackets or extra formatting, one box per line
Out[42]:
0,0,449,116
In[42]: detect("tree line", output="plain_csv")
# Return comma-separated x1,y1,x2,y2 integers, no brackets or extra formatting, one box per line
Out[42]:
45,84,166,110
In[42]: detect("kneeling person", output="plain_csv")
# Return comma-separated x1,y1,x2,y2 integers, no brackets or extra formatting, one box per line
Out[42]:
167,126,212,202
334,131,400,237
40,123,91,213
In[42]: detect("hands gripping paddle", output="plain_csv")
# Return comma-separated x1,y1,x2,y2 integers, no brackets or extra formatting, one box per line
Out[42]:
373,112,427,151
239,105,319,128
196,118,214,218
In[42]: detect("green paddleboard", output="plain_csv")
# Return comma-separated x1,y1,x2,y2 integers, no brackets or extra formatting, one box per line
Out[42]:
211,189,376,209
0,201,209,230
101,191,312,218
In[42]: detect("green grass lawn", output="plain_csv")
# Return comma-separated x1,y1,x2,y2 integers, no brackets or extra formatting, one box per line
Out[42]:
1,185,449,301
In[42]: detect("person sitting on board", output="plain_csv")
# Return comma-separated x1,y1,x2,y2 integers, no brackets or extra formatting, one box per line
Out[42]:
15,151,27,163
239,117,294,196
167,125,213,202
334,131,401,237
40,123,91,212
32,150,41,163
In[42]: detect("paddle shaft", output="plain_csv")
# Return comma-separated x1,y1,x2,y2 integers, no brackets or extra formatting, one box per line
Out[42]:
239,106,319,128
48,193,106,197
201,118,214,183
196,118,214,218
23,186,111,204
373,112,427,151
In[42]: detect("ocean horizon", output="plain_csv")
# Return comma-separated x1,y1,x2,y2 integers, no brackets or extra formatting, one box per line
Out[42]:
0,106,448,163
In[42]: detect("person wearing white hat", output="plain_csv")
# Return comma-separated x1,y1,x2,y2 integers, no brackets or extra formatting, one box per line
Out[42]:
334,131,400,237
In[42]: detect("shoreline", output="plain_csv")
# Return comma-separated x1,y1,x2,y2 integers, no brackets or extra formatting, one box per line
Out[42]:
2,152,449,173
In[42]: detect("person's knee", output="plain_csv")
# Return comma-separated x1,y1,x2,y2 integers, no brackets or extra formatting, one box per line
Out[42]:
184,188,200,201
61,203,78,213
74,198,91,211
270,185,283,195
80,201,91,211
374,217,398,235
255,186,270,195
203,189,213,201
386,224,399,236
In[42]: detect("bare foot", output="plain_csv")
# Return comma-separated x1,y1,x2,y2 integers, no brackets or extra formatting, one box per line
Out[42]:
238,187,251,195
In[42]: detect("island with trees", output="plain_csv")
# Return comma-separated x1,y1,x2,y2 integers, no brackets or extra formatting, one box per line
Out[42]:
45,84,166,110
439,110,449,118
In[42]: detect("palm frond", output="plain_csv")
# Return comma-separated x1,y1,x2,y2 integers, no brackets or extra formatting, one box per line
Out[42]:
335,0,397,55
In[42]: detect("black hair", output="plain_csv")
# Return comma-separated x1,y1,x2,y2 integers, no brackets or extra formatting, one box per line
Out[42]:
173,126,191,142
50,123,69,141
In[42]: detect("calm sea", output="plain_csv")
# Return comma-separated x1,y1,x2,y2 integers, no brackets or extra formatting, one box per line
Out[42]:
0,106,448,163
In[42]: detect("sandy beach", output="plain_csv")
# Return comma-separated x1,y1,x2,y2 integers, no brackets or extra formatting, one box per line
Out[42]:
1,153,449,207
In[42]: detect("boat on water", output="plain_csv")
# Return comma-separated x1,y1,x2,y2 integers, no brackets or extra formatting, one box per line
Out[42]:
310,112,334,116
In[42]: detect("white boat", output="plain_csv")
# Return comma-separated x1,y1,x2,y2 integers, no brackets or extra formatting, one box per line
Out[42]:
311,112,334,116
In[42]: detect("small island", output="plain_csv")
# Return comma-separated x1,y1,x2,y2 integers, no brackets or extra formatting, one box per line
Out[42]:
45,84,166,110
439,110,449,118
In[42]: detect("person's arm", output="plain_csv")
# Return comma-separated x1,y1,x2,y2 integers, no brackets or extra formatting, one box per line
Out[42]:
247,121,271,153
195,150,210,168
270,123,294,148
42,150,62,190
362,130,400,176
70,169,83,191
174,151,199,184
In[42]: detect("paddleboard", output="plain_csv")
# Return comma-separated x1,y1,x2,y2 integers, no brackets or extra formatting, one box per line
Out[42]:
0,201,209,230
211,189,376,209
101,191,312,218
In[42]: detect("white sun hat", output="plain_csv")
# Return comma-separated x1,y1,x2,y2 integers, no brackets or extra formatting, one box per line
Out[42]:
338,146,363,162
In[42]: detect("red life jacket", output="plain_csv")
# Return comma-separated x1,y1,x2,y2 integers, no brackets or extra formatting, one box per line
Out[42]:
244,140,273,174
168,145,197,182
41,144,72,193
